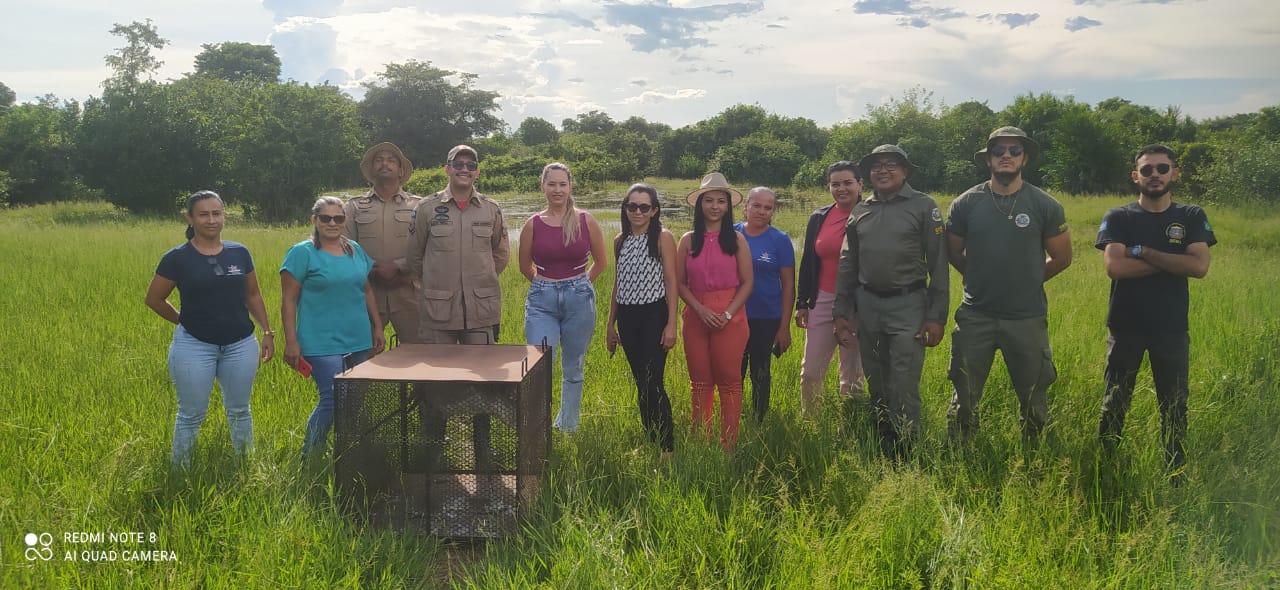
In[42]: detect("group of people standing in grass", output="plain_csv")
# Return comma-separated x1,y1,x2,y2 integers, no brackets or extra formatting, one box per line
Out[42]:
148,130,1215,485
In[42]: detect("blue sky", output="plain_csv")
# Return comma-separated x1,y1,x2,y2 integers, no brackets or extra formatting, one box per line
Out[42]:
3,0,1277,129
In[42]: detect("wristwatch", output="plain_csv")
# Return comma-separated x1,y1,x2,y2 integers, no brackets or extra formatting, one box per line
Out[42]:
1129,245,1143,258
723,310,733,321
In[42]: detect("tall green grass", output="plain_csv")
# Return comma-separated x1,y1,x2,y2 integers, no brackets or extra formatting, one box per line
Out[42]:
0,192,1276,588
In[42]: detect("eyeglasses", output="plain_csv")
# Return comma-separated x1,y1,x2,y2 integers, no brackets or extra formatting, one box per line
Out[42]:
1139,163,1172,177
623,203,654,213
868,160,901,172
206,256,225,276
989,145,1024,157
449,160,479,171
316,214,346,224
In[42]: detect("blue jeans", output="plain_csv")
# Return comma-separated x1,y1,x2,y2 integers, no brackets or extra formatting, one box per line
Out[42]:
168,325,258,467
525,274,597,432
301,349,371,459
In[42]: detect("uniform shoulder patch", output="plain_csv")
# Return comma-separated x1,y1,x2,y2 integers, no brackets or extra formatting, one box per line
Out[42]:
931,208,942,222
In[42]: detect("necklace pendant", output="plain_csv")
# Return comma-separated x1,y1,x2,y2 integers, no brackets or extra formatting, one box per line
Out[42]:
1007,215,1013,220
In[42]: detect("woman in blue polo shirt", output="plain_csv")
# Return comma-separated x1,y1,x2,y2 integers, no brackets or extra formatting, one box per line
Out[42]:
734,187,795,422
145,190,274,468
281,196,385,460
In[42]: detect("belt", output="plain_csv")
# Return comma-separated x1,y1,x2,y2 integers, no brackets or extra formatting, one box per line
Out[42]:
860,280,927,298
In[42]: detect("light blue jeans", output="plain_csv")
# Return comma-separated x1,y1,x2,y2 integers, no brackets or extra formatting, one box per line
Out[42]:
168,325,258,468
301,350,370,459
525,274,597,432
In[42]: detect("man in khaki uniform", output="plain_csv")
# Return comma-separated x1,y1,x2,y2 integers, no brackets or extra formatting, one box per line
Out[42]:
343,142,423,344
833,144,948,459
407,144,510,344
406,144,510,469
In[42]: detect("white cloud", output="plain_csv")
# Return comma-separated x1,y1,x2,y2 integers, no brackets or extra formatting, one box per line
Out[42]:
619,88,708,105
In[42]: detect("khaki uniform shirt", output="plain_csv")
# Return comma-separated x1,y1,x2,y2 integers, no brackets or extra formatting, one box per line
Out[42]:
833,182,949,323
342,189,422,321
407,188,511,331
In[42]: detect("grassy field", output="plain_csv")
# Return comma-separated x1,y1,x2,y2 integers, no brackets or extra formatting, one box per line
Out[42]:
0,183,1277,588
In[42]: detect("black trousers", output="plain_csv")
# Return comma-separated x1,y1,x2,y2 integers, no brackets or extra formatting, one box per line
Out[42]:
1099,328,1190,470
617,299,674,452
741,317,780,422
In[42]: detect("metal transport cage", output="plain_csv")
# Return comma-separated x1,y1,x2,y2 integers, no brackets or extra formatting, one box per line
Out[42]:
333,343,551,539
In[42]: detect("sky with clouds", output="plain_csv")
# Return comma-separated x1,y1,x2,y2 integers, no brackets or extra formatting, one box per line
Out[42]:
3,0,1277,130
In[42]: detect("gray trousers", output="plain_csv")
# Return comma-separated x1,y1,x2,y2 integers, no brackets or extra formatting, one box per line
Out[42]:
946,306,1056,438
855,287,929,443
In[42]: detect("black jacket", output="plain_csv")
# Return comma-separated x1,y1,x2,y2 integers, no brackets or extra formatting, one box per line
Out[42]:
796,204,838,310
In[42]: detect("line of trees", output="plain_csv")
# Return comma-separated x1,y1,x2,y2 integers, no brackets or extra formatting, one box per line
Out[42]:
1,21,1277,218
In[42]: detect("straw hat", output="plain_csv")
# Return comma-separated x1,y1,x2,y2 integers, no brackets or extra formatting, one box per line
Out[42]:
360,142,414,185
685,172,743,206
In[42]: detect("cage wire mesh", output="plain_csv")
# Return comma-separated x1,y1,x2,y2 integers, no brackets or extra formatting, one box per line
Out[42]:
333,344,551,539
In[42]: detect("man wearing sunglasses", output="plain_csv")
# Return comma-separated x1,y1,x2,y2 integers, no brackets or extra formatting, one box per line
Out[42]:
1095,144,1215,484
833,144,949,459
944,127,1072,444
343,142,424,345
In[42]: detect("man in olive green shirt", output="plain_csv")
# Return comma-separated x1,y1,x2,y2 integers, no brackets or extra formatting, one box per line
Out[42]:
945,127,1072,442
834,144,949,458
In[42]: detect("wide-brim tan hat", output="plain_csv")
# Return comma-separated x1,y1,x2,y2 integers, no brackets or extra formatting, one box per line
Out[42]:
974,126,1039,167
685,172,743,206
360,142,414,185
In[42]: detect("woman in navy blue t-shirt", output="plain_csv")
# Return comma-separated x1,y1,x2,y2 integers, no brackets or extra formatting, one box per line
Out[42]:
145,191,274,469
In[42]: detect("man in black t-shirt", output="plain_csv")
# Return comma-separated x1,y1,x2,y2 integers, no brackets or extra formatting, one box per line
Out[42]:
1094,144,1216,483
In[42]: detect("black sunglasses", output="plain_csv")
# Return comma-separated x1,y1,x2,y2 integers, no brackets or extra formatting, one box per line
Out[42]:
316,214,346,224
206,256,225,276
623,202,654,213
1139,163,1172,177
989,145,1024,157
449,160,479,171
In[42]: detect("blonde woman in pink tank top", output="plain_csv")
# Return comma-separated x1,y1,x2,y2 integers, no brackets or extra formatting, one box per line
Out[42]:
517,163,608,433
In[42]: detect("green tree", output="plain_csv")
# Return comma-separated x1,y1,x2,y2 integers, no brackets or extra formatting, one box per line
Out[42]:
0,81,15,115
360,60,503,165
103,20,168,91
561,110,616,135
708,132,806,187
0,97,81,204
516,116,559,146
937,100,996,193
193,42,281,83
1040,105,1128,194
221,83,362,221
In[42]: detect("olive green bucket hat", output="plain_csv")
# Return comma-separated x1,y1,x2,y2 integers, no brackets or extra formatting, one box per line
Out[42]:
858,144,916,177
974,126,1039,167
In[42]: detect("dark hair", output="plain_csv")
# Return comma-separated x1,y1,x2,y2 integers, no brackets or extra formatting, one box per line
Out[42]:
825,160,861,183
1134,144,1178,165
618,183,663,259
690,191,738,258
310,196,354,256
184,190,223,240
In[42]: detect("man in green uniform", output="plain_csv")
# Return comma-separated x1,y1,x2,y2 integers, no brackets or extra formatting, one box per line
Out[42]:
833,145,948,458
343,142,423,345
945,127,1072,443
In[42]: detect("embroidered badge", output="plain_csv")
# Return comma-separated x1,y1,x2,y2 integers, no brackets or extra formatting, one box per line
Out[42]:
931,208,942,222
1166,223,1186,240
1015,213,1031,228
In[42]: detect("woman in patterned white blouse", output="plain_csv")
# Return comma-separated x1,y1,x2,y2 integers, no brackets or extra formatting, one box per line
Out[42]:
604,183,678,457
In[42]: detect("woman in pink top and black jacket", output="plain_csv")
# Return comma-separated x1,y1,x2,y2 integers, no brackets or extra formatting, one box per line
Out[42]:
676,173,753,450
518,162,608,433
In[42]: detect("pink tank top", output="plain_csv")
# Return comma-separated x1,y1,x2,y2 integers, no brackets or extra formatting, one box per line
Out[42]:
686,231,740,293
531,212,591,279
815,206,851,293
